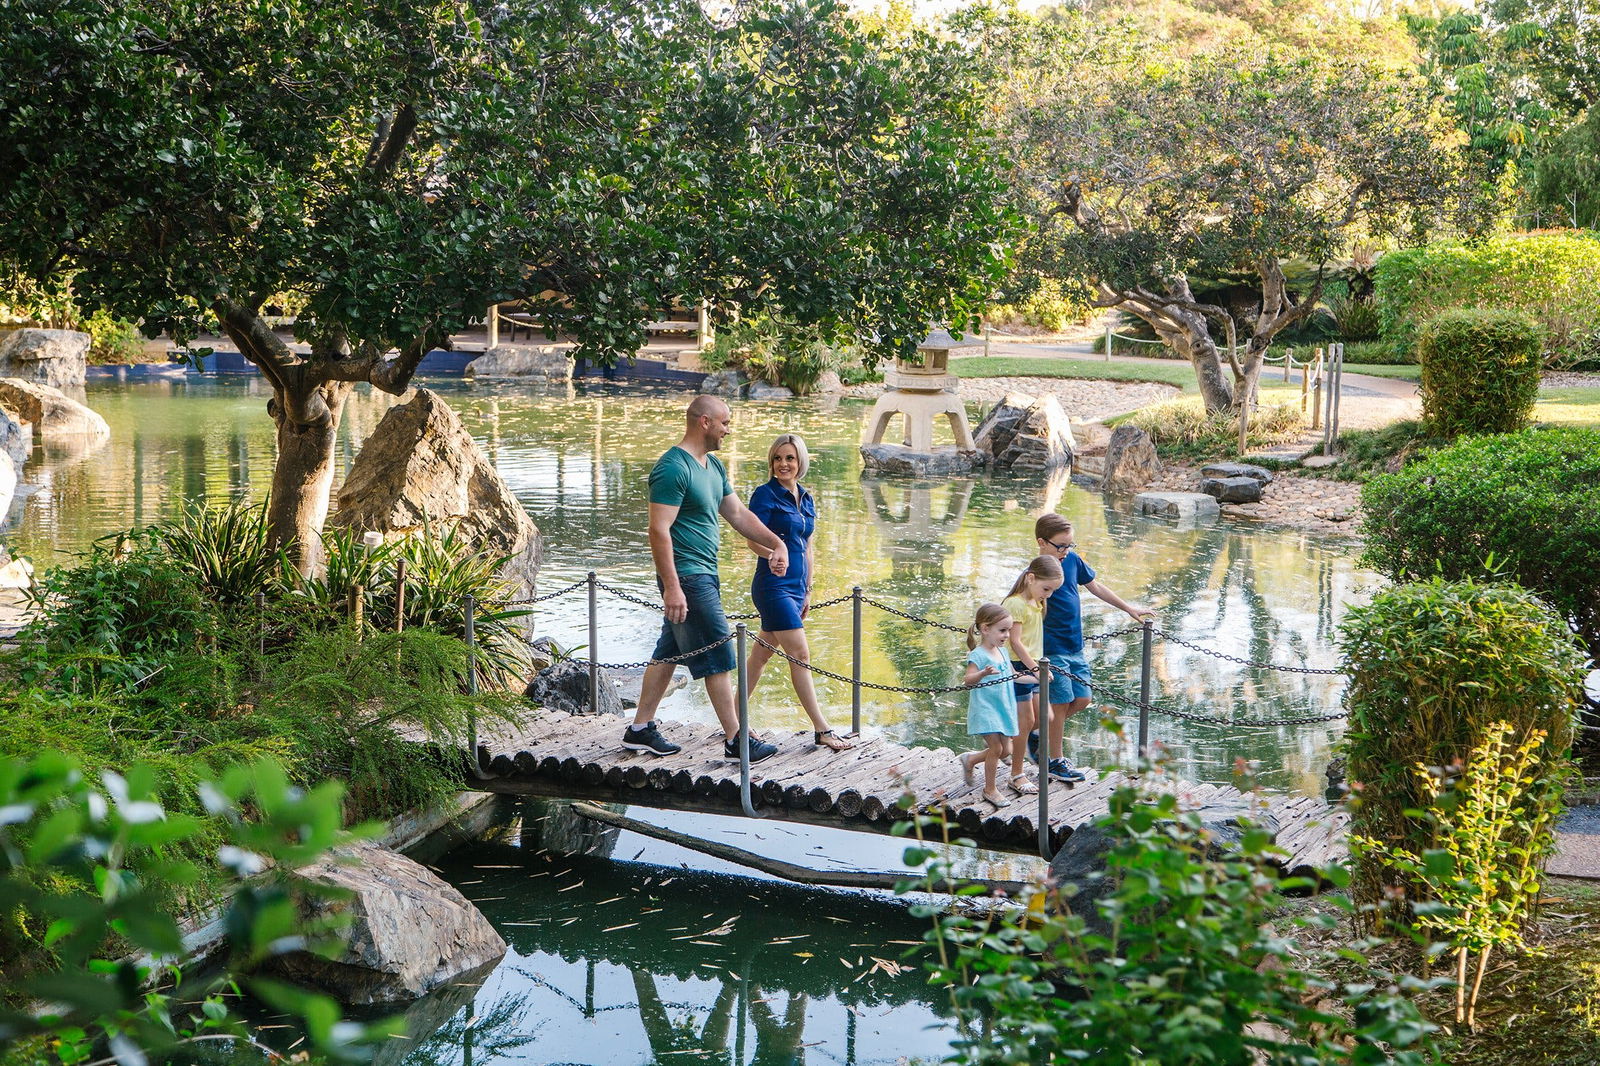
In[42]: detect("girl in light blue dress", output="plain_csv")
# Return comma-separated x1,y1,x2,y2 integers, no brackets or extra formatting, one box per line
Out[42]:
959,603,1019,809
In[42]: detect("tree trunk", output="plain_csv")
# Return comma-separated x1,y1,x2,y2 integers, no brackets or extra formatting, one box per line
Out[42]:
266,380,354,574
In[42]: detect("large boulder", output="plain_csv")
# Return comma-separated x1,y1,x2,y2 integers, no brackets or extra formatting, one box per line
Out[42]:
699,369,747,398
746,380,795,400
812,370,846,395
0,378,111,442
467,345,573,381
0,408,29,465
1199,461,1274,485
1200,476,1264,504
0,329,90,388
266,842,507,1005
1101,425,1161,495
973,392,1075,471
1133,491,1220,521
332,389,542,598
524,658,624,717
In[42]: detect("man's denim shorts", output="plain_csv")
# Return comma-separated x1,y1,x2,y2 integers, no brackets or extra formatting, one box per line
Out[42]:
652,572,736,679
1045,652,1092,705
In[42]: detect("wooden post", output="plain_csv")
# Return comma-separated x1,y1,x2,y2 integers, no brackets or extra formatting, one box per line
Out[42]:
697,300,713,351
393,558,407,634
349,584,365,638
1300,350,1310,414
1104,322,1113,362
1283,347,1292,382
1311,349,1323,432
487,304,500,348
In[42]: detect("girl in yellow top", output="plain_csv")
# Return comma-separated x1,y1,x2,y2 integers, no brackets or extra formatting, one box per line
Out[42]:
1000,555,1064,795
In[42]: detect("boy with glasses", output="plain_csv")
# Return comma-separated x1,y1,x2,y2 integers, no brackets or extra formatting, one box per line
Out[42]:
1029,513,1154,780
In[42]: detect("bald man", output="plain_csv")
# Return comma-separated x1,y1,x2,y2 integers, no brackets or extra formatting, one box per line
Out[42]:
623,395,790,763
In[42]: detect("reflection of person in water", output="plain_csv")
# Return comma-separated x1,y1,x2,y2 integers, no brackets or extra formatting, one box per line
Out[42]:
630,970,811,1065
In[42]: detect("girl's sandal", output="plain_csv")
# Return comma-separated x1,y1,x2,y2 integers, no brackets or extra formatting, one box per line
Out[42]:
960,752,977,785
1009,775,1039,795
814,729,854,752
982,789,1011,809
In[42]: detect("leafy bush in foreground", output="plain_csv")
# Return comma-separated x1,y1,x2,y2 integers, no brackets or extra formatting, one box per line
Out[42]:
1418,309,1543,436
1360,428,1600,658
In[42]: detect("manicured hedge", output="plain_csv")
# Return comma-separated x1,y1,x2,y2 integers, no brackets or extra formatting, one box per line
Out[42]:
1339,576,1586,911
1361,427,1600,658
1374,231,1600,367
1418,308,1543,435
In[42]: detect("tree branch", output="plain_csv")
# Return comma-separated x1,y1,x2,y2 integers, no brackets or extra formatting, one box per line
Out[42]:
368,104,418,174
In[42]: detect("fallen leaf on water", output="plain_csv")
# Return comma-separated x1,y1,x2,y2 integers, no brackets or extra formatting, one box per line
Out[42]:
793,951,814,958
602,923,639,932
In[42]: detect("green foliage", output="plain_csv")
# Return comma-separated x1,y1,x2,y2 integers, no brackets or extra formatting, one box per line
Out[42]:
1374,232,1600,368
1326,290,1383,342
1307,419,1444,483
897,776,1438,1065
1337,576,1585,922
1533,106,1600,230
0,753,394,1065
1360,428,1600,657
80,310,145,365
160,499,280,606
1123,398,1305,460
701,316,850,395
1417,308,1544,435
1354,722,1560,1029
986,275,1095,333
1339,340,1412,365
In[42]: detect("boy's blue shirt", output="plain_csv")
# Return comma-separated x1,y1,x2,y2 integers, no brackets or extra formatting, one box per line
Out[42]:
1042,550,1096,656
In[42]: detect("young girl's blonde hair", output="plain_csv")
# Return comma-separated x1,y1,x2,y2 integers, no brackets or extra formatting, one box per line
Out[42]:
1007,554,1065,599
966,602,1012,651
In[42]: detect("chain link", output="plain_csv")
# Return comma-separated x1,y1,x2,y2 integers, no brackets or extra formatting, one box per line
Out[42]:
1154,628,1345,675
748,633,1023,694
575,631,736,671
860,596,970,633
503,578,590,607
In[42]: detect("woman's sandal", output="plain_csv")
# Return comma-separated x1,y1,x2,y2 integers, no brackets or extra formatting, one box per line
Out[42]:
1009,774,1039,795
814,729,854,752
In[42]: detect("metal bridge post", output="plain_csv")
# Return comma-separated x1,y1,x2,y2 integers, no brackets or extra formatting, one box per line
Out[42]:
587,570,599,716
1036,658,1052,860
1138,619,1154,761
736,623,763,818
851,585,863,736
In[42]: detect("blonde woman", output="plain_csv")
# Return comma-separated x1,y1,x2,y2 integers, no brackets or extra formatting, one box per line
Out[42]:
745,434,853,751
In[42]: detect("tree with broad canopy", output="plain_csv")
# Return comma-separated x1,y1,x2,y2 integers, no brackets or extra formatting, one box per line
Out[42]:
0,0,1011,570
970,9,1466,414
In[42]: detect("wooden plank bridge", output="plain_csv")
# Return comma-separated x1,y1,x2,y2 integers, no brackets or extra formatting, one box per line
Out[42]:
468,711,1348,878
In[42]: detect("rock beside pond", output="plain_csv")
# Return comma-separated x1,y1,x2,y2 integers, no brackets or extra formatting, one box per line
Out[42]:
699,370,747,398
1101,425,1161,494
859,442,984,477
333,388,542,599
468,345,573,381
0,378,111,442
973,392,1075,471
1200,461,1274,484
524,658,624,717
813,370,845,395
746,381,795,400
265,842,507,1006
0,451,14,521
1200,476,1264,504
1133,491,1220,521
0,329,90,388
0,407,29,465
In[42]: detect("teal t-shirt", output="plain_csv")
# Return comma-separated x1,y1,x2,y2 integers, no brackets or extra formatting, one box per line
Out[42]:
648,446,732,577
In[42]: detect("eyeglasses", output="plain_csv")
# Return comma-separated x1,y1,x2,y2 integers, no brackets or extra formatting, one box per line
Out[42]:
1047,539,1072,552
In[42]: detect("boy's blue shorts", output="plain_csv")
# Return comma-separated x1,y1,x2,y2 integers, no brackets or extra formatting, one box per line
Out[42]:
1045,652,1092,704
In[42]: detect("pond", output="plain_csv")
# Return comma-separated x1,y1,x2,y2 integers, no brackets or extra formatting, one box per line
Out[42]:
9,376,1381,1064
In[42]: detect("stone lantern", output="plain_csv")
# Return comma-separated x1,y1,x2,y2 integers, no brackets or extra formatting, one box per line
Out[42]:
860,329,981,475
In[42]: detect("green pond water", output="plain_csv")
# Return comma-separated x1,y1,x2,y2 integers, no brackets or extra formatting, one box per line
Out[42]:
10,376,1379,1064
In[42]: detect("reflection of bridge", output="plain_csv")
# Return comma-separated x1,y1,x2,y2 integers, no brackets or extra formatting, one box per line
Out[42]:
465,713,1347,879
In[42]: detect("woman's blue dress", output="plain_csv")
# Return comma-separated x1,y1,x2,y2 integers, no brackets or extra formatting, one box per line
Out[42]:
748,478,815,632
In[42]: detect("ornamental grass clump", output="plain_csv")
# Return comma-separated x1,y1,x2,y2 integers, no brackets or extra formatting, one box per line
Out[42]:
1338,577,1586,930
1417,308,1543,436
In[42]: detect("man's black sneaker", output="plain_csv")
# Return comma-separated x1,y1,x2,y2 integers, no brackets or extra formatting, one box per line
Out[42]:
622,722,681,756
1027,731,1041,764
1046,758,1086,783
724,733,779,764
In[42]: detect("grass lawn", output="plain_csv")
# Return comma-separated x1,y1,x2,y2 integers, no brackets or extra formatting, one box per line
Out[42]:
1534,386,1600,425
1340,363,1421,382
950,355,1199,392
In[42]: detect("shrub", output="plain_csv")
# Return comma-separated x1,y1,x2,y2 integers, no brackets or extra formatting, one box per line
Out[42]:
160,498,280,605
1122,397,1305,459
986,275,1095,333
1360,428,1600,658
702,315,848,394
1326,289,1382,341
81,308,146,364
1374,231,1600,368
1417,308,1543,436
1338,577,1586,922
1339,339,1411,365
900,778,1438,1065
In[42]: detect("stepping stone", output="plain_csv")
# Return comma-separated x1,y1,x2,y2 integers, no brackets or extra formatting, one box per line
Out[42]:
1133,491,1220,521
1200,476,1264,504
1301,455,1340,469
1200,461,1275,484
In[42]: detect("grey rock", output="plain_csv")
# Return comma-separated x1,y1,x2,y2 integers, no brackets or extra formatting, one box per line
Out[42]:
812,370,845,395
859,442,984,477
0,452,13,523
467,345,573,381
0,378,111,442
973,392,1075,471
612,664,689,708
524,658,624,717
1133,491,1220,521
0,407,29,465
1200,476,1264,504
332,388,542,599
1101,425,1161,495
699,369,747,398
746,381,795,400
0,329,90,388
1200,461,1275,484
266,842,507,1005
1301,454,1339,469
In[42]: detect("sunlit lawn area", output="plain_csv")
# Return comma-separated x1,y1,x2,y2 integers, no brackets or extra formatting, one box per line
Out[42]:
951,355,1200,391
1533,386,1600,425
